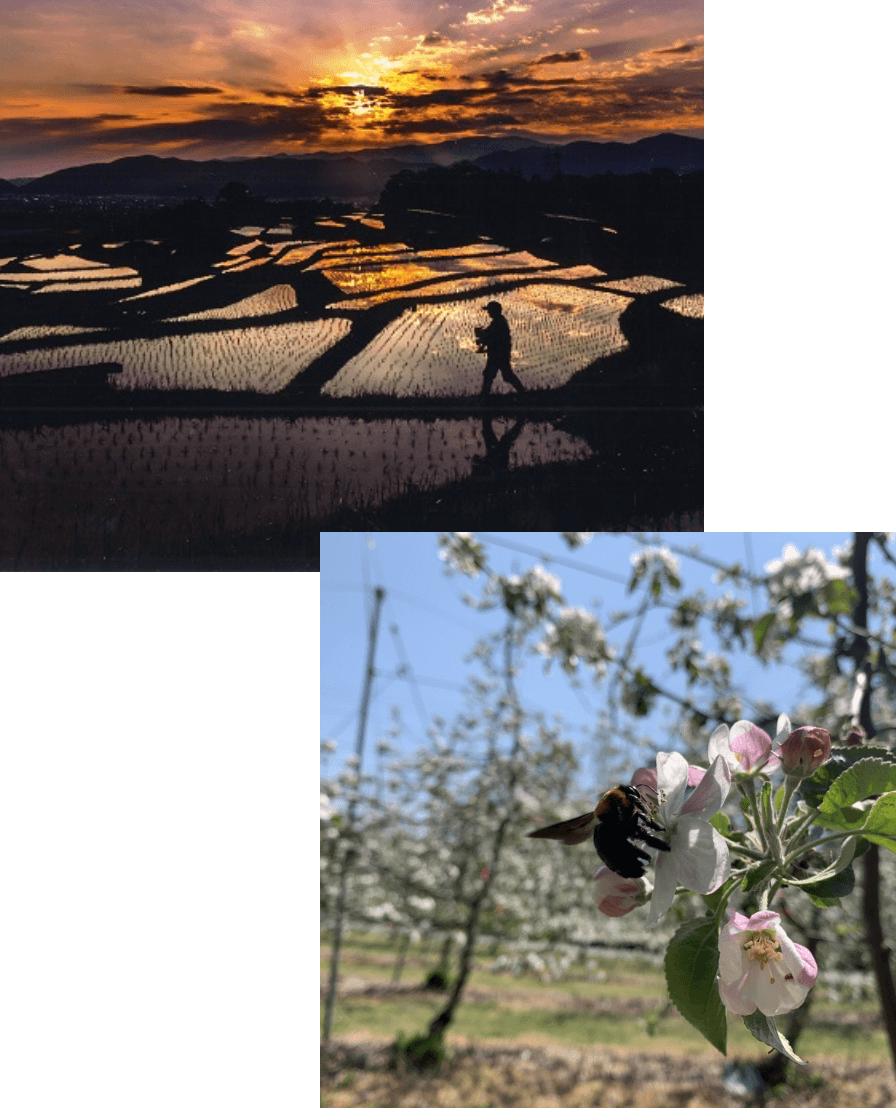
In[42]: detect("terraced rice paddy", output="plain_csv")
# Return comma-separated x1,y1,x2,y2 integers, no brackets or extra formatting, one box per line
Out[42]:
597,275,683,294
1,325,107,343
1,231,692,396
320,249,560,297
0,319,351,393
1,216,700,559
328,265,604,310
662,293,704,318
21,254,109,271
2,266,140,283
167,284,298,322
323,284,630,397
122,276,215,301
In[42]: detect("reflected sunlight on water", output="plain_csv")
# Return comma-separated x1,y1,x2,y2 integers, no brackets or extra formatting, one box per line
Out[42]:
0,319,351,392
324,284,630,397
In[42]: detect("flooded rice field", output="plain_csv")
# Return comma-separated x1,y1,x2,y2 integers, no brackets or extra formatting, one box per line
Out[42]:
322,286,632,398
0,413,592,566
0,318,352,392
0,212,702,563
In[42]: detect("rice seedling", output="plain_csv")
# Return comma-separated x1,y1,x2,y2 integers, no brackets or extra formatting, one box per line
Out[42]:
1,325,107,343
166,285,298,323
122,276,215,301
322,285,630,398
222,257,271,274
226,239,265,256
0,318,351,393
36,278,143,293
661,293,704,319
3,266,139,283
596,275,684,294
20,254,110,271
275,241,357,266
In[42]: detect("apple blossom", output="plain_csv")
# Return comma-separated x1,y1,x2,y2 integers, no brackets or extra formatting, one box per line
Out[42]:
593,867,644,917
643,752,732,928
778,726,832,778
708,715,789,777
718,910,818,1016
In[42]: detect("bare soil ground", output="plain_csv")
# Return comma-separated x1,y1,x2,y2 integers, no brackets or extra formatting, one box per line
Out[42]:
321,1035,896,1108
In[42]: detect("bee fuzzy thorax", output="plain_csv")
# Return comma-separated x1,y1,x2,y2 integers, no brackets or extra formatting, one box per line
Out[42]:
528,783,671,879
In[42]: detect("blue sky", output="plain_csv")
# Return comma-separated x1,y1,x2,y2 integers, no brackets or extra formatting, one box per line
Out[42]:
321,531,857,789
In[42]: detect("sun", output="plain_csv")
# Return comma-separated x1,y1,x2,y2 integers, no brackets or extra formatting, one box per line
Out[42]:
348,90,374,116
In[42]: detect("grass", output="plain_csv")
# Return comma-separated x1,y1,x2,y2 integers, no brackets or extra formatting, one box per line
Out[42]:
321,935,891,1063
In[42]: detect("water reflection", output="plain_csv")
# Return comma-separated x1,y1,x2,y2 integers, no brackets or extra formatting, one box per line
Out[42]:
0,414,592,565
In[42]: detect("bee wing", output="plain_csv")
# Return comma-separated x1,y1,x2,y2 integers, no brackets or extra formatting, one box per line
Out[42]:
527,811,596,846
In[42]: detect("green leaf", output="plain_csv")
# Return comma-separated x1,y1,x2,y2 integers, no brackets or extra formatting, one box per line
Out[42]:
798,746,896,810
752,612,775,652
814,759,896,831
664,917,727,1055
709,811,730,836
823,578,856,615
742,1011,807,1065
741,860,777,894
796,863,855,907
859,793,896,857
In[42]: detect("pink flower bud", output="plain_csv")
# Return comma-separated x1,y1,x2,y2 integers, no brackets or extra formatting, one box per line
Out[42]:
778,726,832,778
593,867,644,916
845,729,865,746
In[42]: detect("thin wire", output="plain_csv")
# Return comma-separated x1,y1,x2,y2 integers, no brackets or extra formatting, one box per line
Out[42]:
744,532,759,617
476,532,629,584
389,618,430,734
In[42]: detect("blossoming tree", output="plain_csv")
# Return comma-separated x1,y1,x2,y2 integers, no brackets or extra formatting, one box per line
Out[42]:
437,532,896,1075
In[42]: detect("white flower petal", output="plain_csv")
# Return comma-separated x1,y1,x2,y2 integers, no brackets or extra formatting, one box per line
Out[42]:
671,816,731,892
644,851,679,928
681,754,731,818
656,751,689,813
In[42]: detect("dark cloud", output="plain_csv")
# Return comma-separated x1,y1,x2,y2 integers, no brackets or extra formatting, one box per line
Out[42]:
653,42,700,54
123,85,223,97
367,112,522,137
0,101,343,159
259,88,311,101
421,32,447,45
534,50,590,65
306,85,390,99
462,69,582,88
386,86,503,108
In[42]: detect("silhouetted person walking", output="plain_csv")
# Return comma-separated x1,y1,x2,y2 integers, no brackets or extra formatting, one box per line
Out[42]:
475,301,525,398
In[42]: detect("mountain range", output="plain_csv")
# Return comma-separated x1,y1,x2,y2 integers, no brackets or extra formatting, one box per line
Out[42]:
9,133,702,200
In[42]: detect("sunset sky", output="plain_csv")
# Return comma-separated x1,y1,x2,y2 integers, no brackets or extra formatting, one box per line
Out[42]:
0,1,701,178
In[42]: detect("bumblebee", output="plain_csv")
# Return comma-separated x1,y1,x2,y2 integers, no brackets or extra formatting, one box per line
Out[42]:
528,784,671,878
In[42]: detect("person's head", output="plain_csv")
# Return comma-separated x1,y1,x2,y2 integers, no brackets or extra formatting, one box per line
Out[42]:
484,300,503,317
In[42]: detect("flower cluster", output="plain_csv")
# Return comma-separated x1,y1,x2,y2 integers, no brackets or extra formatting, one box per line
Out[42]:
764,543,850,616
529,712,891,1062
538,606,613,675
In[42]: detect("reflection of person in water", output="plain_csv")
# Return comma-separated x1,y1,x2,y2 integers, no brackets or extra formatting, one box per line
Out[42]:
475,301,526,397
470,414,526,478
